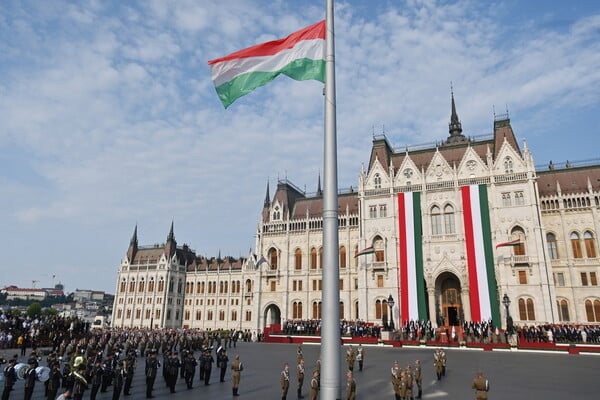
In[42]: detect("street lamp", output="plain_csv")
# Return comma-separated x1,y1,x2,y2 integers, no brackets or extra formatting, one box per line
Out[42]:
387,295,395,331
502,294,512,334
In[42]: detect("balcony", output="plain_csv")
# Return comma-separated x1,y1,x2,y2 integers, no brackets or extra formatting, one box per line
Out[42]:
243,292,253,298
370,262,387,272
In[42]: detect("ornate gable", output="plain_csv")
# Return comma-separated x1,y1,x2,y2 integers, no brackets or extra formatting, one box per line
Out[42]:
394,154,422,187
493,137,526,175
426,149,453,182
457,146,488,179
365,156,390,190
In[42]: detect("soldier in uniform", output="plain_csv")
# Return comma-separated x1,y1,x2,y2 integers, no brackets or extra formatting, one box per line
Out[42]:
144,351,159,399
309,370,319,400
345,346,356,372
297,358,305,399
391,361,401,400
166,352,180,393
433,350,443,381
296,345,303,364
24,359,37,400
183,351,197,389
47,361,62,400
414,360,423,399
2,358,17,400
100,353,113,393
201,349,214,386
122,352,135,396
405,365,414,400
345,370,356,400
230,354,242,397
357,344,365,371
71,364,88,400
280,363,290,400
217,349,228,383
112,362,125,400
89,360,103,400
440,349,446,377
472,371,489,400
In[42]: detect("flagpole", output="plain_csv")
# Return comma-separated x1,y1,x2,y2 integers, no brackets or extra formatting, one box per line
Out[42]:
322,0,341,399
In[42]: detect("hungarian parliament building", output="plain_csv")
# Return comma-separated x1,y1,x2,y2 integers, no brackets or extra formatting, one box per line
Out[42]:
111,96,600,332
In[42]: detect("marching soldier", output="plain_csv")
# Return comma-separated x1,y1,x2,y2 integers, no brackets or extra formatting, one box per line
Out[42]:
122,353,135,396
112,362,125,400
71,364,89,400
297,358,305,399
345,346,356,372
281,363,290,400
47,361,63,400
89,360,103,400
2,359,17,400
405,365,414,400
357,344,365,371
345,370,356,400
201,349,214,386
217,349,228,383
24,359,37,400
166,352,180,393
296,345,303,364
100,353,113,393
309,370,319,400
433,350,443,381
391,361,401,400
440,349,447,377
230,354,243,397
183,351,197,389
414,360,422,399
472,371,489,400
145,351,159,399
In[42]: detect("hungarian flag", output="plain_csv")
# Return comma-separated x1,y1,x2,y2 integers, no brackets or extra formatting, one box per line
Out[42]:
397,192,427,323
355,246,375,258
208,20,326,108
495,239,521,248
461,185,501,325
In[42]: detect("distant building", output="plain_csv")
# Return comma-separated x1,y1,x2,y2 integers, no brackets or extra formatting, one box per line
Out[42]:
112,94,600,330
2,286,48,301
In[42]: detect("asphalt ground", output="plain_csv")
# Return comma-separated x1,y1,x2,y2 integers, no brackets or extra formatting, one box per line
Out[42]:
3,342,600,399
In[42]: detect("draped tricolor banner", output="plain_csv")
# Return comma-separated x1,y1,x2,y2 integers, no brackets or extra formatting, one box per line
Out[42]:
460,184,501,325
397,192,427,323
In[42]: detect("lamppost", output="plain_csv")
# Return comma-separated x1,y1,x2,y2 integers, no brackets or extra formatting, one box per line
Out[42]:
387,295,395,331
502,294,512,334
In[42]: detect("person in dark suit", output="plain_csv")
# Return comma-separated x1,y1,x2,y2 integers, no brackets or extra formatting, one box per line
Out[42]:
217,349,228,383
201,349,214,386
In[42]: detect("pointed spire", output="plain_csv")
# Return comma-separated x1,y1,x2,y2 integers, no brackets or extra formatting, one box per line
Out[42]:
264,180,271,208
167,220,175,242
130,224,138,246
317,172,323,196
447,83,466,144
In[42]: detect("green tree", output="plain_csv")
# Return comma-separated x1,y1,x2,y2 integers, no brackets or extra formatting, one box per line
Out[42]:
42,307,58,317
27,302,42,318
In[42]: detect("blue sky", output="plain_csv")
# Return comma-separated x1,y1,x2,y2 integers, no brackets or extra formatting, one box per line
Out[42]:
1,0,599,294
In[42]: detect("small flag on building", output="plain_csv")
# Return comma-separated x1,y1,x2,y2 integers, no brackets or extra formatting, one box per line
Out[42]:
355,246,375,258
495,239,521,248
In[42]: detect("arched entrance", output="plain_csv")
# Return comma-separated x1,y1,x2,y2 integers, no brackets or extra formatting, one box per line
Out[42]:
436,272,463,326
264,304,281,326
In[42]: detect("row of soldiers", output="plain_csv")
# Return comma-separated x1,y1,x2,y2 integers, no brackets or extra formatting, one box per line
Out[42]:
391,360,423,400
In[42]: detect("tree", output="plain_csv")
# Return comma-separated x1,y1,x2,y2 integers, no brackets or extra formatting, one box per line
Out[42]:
27,302,42,318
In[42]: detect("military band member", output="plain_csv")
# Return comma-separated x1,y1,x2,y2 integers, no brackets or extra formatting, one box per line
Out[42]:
47,361,62,400
297,358,305,399
391,361,401,400
201,349,214,386
345,370,356,400
357,344,365,371
123,354,135,396
145,351,159,399
112,362,125,400
100,354,113,393
309,370,319,400
217,349,228,383
281,363,290,400
2,359,17,400
414,360,422,399
166,352,180,393
230,354,243,397
183,351,197,388
472,371,489,400
89,360,103,400
24,360,37,400
71,365,89,400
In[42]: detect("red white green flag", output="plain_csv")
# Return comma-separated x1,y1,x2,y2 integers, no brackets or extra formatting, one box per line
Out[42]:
461,184,501,324
208,20,326,108
397,192,427,322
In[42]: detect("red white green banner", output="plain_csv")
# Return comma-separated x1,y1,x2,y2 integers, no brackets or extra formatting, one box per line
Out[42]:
208,20,325,108
461,185,500,324
397,192,427,322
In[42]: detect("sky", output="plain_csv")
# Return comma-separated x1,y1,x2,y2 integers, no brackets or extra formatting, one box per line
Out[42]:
1,0,599,294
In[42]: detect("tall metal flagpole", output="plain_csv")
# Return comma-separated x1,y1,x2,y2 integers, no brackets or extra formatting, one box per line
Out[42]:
322,0,341,399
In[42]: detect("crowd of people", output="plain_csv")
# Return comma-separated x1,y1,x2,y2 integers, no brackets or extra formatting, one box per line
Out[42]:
517,323,600,344
281,319,383,338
